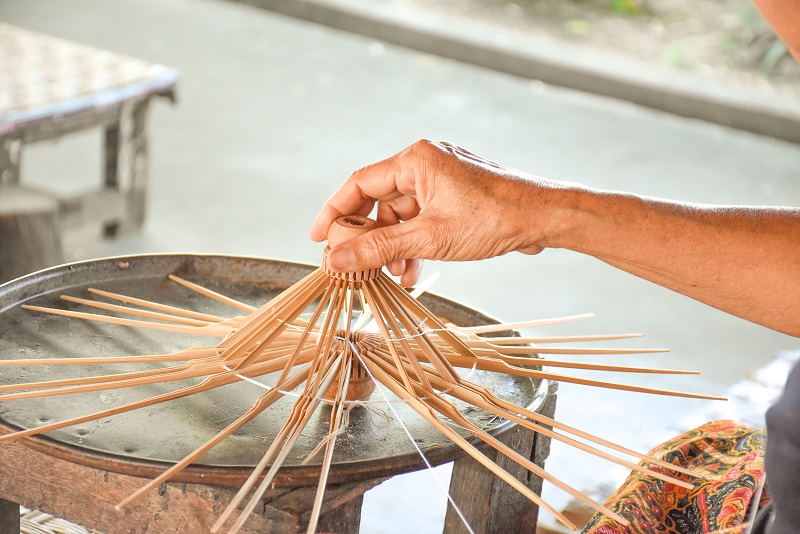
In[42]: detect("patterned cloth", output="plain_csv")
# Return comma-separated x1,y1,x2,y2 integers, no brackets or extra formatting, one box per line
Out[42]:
582,420,768,534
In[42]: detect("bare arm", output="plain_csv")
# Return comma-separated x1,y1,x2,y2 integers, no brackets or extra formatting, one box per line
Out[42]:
554,190,800,336
311,140,800,336
753,0,800,60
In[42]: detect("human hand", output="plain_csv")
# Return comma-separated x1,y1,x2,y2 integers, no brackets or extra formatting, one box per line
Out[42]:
310,140,570,287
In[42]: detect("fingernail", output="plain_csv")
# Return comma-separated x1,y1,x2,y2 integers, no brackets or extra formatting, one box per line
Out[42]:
329,248,356,271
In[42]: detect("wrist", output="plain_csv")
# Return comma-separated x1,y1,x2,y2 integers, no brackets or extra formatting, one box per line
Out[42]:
513,179,602,252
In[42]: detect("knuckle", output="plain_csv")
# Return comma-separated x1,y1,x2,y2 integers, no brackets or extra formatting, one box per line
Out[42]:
365,230,399,266
411,222,446,260
408,138,439,159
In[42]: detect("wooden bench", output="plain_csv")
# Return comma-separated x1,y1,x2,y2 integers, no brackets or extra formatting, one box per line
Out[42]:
0,23,178,282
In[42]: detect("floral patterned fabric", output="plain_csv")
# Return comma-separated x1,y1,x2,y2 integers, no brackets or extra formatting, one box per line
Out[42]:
582,420,768,534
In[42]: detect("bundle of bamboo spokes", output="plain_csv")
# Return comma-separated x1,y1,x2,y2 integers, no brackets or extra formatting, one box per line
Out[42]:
0,216,723,533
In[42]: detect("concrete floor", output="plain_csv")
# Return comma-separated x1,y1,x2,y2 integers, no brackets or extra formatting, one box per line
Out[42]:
2,0,800,531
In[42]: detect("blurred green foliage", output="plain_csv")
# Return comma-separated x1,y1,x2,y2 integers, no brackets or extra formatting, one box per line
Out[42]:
608,0,643,15
565,18,592,35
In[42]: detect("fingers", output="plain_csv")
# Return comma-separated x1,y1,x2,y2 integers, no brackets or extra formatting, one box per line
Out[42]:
400,258,424,288
327,218,432,274
310,148,419,241
311,139,447,242
387,259,406,277
310,185,376,242
330,249,421,287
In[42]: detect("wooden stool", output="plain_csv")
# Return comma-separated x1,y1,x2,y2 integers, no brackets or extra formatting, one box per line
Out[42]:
0,23,178,243
0,185,62,283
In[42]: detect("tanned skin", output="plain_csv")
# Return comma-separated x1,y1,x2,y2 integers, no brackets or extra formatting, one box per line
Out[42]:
310,1,800,338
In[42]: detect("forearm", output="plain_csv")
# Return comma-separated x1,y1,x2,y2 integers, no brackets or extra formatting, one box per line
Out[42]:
545,187,800,336
753,0,800,60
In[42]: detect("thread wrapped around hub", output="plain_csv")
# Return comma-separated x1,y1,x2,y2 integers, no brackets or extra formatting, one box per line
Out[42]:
322,330,383,401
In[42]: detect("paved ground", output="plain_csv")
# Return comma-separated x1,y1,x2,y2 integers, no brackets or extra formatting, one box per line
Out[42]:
2,0,800,531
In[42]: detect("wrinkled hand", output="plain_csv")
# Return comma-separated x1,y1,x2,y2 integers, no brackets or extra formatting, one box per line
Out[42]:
310,140,568,287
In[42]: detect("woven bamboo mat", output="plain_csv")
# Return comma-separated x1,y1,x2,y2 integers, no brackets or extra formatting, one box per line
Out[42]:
19,507,100,534
0,22,169,114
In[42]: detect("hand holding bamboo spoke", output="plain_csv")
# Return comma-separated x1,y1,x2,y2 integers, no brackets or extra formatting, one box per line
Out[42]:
3,216,725,533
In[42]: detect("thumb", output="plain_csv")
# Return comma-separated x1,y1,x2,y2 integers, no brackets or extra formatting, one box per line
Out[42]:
327,220,428,273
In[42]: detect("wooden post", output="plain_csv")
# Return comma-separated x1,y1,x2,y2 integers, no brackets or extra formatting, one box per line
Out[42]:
0,185,63,284
316,494,365,534
0,498,19,534
443,381,558,534
103,98,150,237
0,136,21,185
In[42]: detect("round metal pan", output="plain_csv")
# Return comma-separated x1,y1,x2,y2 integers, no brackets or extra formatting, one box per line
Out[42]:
0,254,546,487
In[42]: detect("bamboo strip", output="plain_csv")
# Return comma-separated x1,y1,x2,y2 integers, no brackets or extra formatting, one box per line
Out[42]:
368,349,697,523
360,283,421,395
87,287,227,323
362,280,435,392
0,359,226,401
22,305,232,337
116,363,313,509
61,295,213,327
306,354,352,534
353,271,439,331
0,341,317,400
273,283,336,386
486,333,644,345
168,275,257,313
482,345,670,356
0,357,220,393
215,318,345,534
466,377,699,477
378,275,478,371
458,314,594,334
224,269,328,339
0,350,317,444
373,276,460,385
0,347,217,367
438,352,725,400
231,274,332,370
425,388,631,524
447,348,697,375
217,272,328,364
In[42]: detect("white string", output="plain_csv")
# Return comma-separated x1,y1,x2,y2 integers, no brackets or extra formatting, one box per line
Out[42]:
221,364,303,398
350,340,476,534
385,326,453,343
220,301,495,533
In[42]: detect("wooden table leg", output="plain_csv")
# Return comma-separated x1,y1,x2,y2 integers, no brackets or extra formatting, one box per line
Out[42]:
0,497,20,534
103,98,150,237
0,436,386,534
443,381,558,534
0,136,21,185
316,492,364,534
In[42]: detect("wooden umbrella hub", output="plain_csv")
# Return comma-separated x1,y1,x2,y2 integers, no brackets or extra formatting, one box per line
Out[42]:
321,215,381,283
322,330,382,401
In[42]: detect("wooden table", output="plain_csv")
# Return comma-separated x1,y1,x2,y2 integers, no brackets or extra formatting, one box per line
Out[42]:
0,255,558,534
0,384,556,534
0,23,178,281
